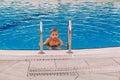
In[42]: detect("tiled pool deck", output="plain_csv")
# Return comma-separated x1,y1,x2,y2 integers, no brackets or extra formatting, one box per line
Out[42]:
0,47,120,80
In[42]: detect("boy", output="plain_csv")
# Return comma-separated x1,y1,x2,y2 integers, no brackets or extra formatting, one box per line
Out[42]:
43,28,64,50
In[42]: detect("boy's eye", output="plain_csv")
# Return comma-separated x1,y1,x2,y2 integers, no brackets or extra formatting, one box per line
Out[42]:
52,34,58,36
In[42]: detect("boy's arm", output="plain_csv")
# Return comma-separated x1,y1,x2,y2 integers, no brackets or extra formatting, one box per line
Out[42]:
43,38,49,46
39,38,49,46
59,39,64,46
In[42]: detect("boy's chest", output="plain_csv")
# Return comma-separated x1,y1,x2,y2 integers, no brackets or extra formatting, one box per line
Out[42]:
49,39,60,45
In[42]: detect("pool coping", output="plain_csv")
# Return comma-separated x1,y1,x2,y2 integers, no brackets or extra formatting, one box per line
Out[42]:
0,47,120,56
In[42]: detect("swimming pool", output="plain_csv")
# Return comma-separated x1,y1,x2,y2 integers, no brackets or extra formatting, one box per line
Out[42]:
0,0,120,50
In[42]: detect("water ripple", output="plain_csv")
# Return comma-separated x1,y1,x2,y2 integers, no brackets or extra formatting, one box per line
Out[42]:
0,1,120,49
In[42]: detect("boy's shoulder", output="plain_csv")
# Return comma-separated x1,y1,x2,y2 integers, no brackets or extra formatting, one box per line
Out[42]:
46,38,52,41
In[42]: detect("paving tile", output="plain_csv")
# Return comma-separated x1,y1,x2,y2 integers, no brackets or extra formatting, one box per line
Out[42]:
76,73,119,80
1,61,29,78
100,72,120,77
0,61,18,73
84,58,119,67
0,73,27,80
30,60,56,69
55,59,88,68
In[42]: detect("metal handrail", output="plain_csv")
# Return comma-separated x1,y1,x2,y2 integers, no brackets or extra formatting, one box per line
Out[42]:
67,20,73,53
39,21,45,54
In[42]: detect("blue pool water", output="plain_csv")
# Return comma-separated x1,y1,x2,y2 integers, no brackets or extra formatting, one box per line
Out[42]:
0,0,120,50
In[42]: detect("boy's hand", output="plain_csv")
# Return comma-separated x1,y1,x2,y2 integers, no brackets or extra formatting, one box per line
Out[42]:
61,44,67,47
38,42,44,46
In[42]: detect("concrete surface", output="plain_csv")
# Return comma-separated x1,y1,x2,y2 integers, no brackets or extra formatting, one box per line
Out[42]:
0,47,120,80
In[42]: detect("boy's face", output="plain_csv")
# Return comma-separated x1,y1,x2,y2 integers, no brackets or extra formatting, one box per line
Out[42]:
50,31,59,38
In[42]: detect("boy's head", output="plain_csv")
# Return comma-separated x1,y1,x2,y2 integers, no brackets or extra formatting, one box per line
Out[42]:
50,28,59,38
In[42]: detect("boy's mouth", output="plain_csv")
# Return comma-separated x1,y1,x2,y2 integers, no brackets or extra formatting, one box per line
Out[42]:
53,38,57,40
53,37,58,40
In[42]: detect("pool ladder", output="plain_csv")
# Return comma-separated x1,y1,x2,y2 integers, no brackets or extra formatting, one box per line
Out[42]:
39,20,73,54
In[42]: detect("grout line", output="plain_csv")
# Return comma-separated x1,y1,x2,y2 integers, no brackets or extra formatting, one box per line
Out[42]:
111,58,120,65
83,59,90,66
0,60,20,73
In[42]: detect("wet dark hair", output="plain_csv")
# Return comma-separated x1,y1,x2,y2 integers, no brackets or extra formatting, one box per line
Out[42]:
50,28,58,34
